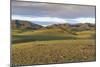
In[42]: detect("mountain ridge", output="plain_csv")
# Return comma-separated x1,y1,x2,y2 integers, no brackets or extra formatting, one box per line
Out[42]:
12,20,95,31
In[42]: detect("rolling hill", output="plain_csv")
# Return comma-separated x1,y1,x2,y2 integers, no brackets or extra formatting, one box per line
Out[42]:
12,20,95,31
12,20,44,30
12,20,95,43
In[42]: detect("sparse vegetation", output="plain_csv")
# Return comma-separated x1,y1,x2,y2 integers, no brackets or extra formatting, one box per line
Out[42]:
12,40,96,65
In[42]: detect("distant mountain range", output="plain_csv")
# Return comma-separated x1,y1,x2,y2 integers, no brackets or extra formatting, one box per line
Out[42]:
12,20,95,31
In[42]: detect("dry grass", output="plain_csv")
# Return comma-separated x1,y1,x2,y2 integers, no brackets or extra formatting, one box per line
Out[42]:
12,39,96,66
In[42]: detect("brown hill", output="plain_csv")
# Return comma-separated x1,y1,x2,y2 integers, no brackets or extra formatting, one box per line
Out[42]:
12,20,95,31
12,20,43,30
46,23,95,31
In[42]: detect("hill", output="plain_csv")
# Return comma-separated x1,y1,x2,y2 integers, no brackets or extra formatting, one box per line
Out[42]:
46,23,95,31
12,20,95,31
12,20,44,30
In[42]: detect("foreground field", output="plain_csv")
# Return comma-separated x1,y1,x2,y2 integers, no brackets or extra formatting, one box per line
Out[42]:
12,39,96,65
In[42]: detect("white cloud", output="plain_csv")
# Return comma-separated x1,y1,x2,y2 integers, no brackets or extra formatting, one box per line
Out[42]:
74,17,95,23
12,15,67,23
12,15,95,26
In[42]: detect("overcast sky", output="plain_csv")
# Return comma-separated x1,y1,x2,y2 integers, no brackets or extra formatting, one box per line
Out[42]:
12,1,95,26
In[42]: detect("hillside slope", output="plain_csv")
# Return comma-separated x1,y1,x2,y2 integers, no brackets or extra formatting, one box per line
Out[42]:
12,20,44,30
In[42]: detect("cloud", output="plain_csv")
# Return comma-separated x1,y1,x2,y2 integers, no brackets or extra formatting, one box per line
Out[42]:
12,15,67,23
12,1,95,26
75,18,95,23
64,17,95,24
12,1,95,19
12,15,95,25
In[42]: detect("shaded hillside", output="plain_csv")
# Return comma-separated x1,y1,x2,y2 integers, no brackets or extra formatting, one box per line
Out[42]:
46,23,95,31
12,20,44,30
70,23,96,31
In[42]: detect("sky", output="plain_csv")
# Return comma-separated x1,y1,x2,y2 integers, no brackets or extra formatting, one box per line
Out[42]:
12,1,95,26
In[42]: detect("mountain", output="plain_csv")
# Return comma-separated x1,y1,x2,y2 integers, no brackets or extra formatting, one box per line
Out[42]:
12,20,44,30
70,23,95,31
46,24,70,31
12,20,95,31
46,23,95,31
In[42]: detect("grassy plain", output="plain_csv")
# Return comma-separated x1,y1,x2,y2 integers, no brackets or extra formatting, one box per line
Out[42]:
12,29,96,66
